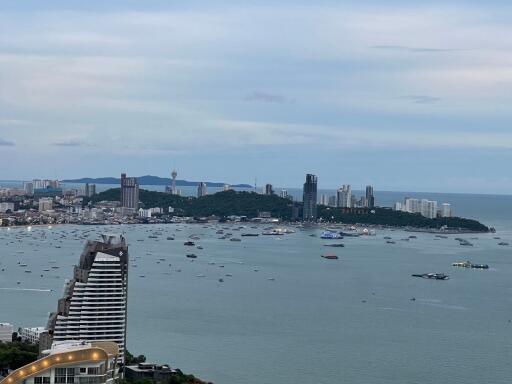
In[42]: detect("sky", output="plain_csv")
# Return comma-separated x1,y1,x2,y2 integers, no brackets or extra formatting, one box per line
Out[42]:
1,0,512,193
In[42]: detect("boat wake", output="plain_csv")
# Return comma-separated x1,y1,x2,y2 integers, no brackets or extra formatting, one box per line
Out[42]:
0,287,52,292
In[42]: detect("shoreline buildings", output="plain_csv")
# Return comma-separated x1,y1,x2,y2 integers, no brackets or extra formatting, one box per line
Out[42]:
394,198,452,218
41,234,129,364
302,174,318,221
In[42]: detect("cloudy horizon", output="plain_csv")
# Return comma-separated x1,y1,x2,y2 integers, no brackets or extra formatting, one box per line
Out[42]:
1,0,512,193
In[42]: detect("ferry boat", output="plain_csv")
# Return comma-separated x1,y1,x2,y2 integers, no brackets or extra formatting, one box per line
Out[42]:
321,254,339,260
320,231,343,239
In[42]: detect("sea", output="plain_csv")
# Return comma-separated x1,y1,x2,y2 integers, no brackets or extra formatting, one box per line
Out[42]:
0,182,511,383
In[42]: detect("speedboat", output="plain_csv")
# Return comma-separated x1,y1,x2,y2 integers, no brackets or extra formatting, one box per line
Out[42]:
412,273,449,280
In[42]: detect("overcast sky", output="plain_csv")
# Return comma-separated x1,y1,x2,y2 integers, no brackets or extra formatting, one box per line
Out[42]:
1,0,512,193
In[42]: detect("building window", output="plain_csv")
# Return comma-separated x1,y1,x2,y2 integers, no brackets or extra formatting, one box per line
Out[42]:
34,377,43,384
79,368,86,374
87,367,100,375
43,378,50,384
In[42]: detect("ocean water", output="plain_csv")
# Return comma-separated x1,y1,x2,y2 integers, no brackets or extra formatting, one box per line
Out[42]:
1,193,512,383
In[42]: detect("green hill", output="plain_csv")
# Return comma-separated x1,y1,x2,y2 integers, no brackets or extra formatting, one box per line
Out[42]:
87,188,489,232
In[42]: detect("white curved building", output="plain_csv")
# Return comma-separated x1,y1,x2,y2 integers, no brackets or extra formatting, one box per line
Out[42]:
43,235,129,364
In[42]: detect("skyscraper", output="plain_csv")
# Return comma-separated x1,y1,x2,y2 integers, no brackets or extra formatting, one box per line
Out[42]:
85,183,96,198
365,185,375,208
441,203,452,217
336,185,352,208
120,173,139,210
302,174,318,221
42,234,129,364
197,182,207,198
265,183,274,195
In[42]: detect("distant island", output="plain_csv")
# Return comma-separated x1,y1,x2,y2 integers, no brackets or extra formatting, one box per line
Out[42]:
87,189,490,232
62,175,253,189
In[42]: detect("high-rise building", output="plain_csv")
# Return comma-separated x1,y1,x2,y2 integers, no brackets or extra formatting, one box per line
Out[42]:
302,174,318,221
336,185,352,208
197,182,207,198
328,195,336,207
42,234,129,364
319,194,329,206
265,184,274,195
280,189,288,199
441,203,452,217
120,173,139,211
420,199,438,219
365,185,375,208
2,340,120,384
404,198,420,214
24,182,34,195
85,183,96,198
223,184,231,192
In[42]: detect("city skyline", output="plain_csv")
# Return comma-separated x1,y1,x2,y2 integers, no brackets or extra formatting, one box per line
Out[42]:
2,1,512,194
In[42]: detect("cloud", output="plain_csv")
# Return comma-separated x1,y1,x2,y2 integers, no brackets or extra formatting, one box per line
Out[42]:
0,138,14,146
51,140,89,147
403,95,441,104
244,91,291,104
370,45,463,53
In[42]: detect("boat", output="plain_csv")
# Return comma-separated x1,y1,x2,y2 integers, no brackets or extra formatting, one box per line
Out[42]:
184,241,195,246
197,246,203,249
498,242,509,246
408,235,417,239
452,260,488,269
386,240,396,244
412,273,449,280
166,237,174,240
241,233,259,237
186,254,197,258
320,231,343,239
230,238,241,242
383,236,392,240
321,254,339,260
323,243,344,247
